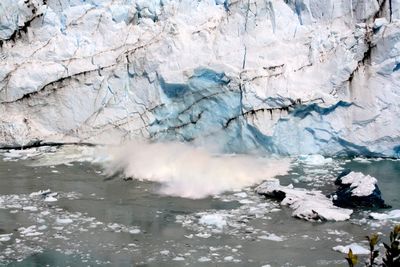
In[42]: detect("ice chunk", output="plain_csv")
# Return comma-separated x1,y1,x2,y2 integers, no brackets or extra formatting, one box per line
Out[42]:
29,189,51,198
196,233,211,238
129,229,141,234
332,171,388,208
160,250,170,255
198,257,211,262
370,210,400,220
0,234,12,242
332,243,369,255
199,213,227,229
56,218,73,224
339,172,377,197
22,206,38,212
258,233,285,242
299,155,333,166
256,179,353,222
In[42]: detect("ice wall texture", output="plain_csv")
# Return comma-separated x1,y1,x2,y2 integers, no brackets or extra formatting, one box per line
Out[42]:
0,0,399,157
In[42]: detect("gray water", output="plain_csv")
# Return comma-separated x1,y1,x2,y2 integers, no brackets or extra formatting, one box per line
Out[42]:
0,154,399,267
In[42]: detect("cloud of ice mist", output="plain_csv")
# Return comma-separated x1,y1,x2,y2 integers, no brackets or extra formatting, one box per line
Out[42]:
101,141,291,199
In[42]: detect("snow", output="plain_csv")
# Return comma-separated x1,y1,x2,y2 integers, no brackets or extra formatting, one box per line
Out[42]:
340,172,377,197
332,243,370,255
370,210,400,220
256,179,353,222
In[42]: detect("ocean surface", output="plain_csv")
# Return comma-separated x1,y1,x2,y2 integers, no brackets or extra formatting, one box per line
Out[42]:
0,148,399,266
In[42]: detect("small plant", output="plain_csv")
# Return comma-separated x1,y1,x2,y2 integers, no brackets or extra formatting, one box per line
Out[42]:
345,225,400,267
346,248,358,267
366,233,380,266
382,225,400,267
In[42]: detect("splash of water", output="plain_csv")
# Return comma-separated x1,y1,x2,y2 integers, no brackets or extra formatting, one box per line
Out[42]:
101,141,290,199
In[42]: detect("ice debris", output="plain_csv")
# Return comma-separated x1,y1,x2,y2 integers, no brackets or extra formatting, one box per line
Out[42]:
257,233,285,242
332,171,389,208
369,210,400,220
256,179,353,222
198,214,228,229
0,234,12,242
298,155,333,166
332,243,370,255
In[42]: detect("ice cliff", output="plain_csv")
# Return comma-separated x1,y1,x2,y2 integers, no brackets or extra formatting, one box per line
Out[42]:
0,0,400,157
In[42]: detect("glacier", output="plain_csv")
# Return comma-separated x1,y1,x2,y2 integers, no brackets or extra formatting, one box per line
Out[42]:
0,0,400,157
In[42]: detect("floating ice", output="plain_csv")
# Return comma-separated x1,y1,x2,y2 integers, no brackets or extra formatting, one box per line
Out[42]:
256,179,353,221
195,233,211,238
258,233,285,242
19,226,43,237
44,195,58,202
370,210,400,220
339,172,377,197
0,234,12,242
198,214,227,229
198,257,211,262
332,171,388,209
22,206,38,212
160,250,170,255
29,190,51,198
56,218,73,224
298,155,333,166
332,243,369,255
129,229,141,234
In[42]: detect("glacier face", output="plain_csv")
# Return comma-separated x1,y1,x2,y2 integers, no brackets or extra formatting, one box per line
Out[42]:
0,0,399,157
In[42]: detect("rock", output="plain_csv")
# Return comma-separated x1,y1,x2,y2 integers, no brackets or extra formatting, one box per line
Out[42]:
331,171,390,209
255,179,353,222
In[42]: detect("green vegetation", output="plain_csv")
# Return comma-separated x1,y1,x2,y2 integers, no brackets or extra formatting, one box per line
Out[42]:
346,225,400,266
